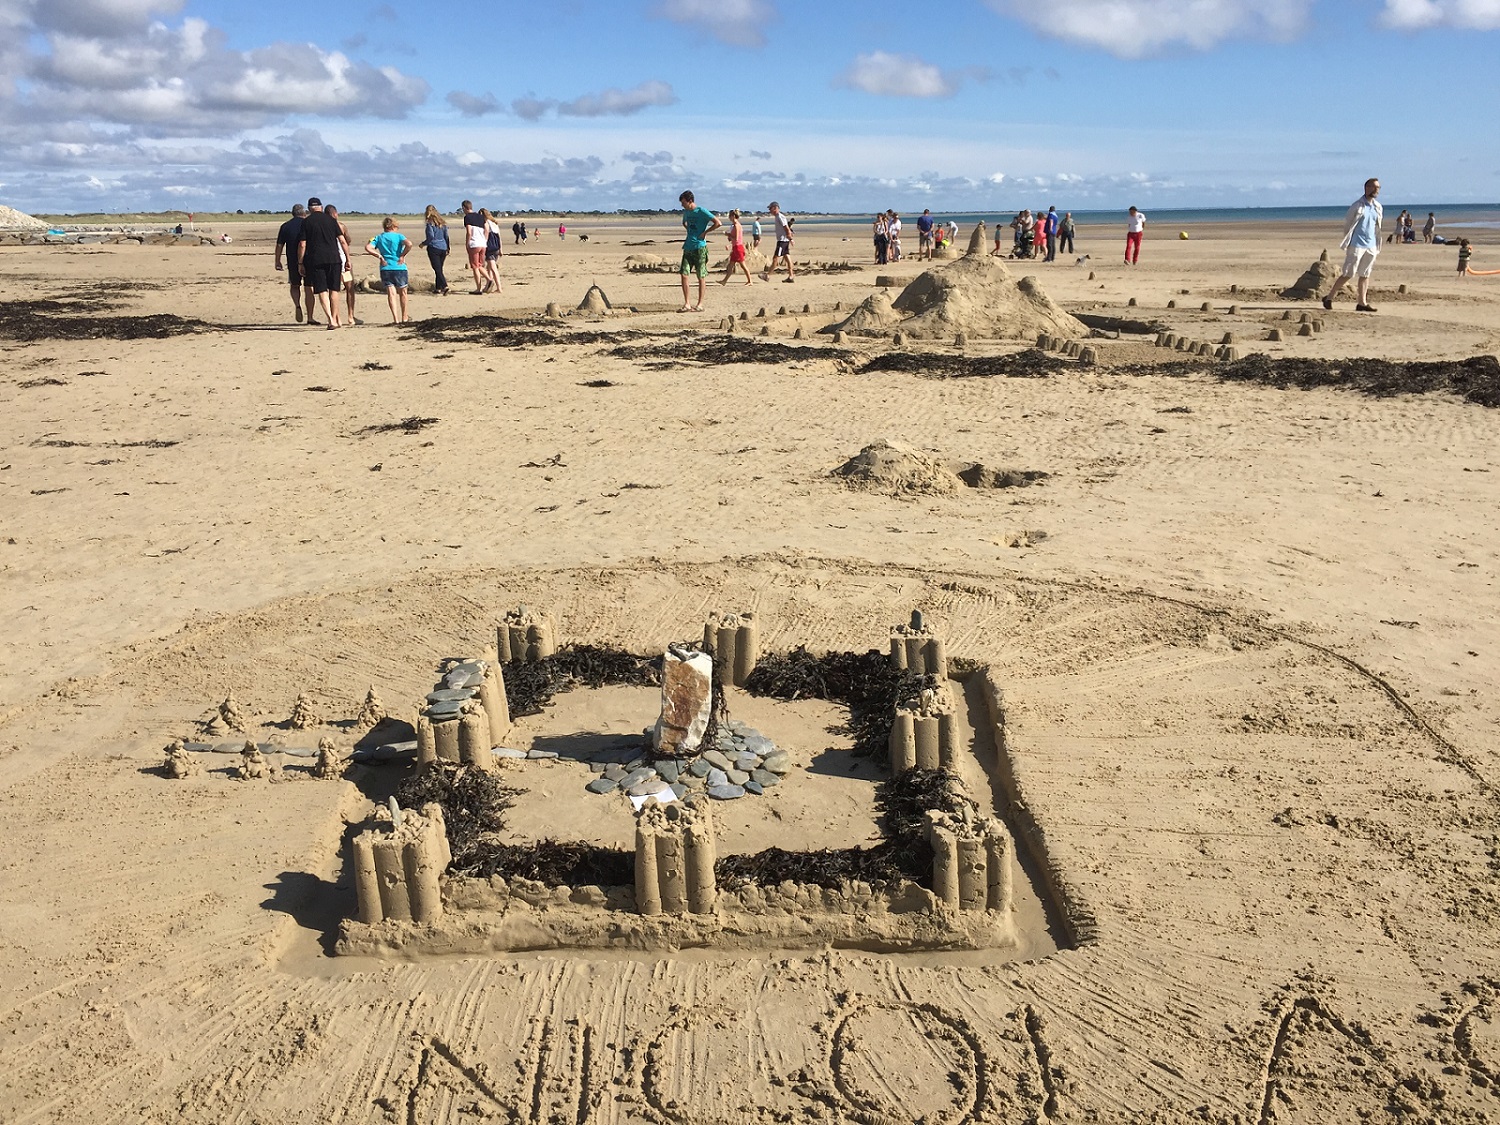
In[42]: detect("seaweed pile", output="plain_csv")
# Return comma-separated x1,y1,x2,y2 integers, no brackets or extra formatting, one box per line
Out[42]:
858,348,1071,379
745,646,908,758
402,318,642,347
0,299,211,342
394,762,517,869
460,841,633,886
1218,353,1500,408
501,644,661,718
716,767,975,889
608,337,849,367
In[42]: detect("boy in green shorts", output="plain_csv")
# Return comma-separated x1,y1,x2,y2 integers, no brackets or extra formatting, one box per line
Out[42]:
678,190,721,311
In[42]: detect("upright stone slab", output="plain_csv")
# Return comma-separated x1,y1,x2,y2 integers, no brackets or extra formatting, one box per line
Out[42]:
653,645,714,757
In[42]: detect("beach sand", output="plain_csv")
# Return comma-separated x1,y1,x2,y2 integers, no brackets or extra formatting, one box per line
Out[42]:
1,216,1497,1123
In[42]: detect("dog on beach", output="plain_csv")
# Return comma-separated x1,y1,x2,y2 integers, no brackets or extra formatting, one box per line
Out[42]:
578,234,589,243
1076,254,1091,265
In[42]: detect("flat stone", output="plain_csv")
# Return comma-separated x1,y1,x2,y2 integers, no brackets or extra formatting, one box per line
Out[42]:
183,741,212,752
670,783,688,800
745,780,764,795
624,766,657,788
381,740,418,754
734,753,761,772
751,768,780,787
707,767,728,787
726,768,750,786
444,669,485,689
701,749,732,772
743,735,774,755
628,778,672,797
279,746,317,758
493,746,528,759
761,750,790,774
656,760,681,784
603,764,627,782
707,783,745,800
586,777,618,794
212,742,245,754
727,719,749,733
426,687,477,703
425,702,464,720
689,757,714,778
527,748,559,760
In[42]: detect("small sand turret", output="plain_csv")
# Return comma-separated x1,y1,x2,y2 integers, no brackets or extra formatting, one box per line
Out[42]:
217,691,248,733
162,739,200,779
234,741,270,780
314,735,344,780
288,692,320,730
354,686,386,731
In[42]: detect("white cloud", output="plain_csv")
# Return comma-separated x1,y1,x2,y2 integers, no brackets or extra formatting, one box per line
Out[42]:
1380,0,1500,27
5,0,429,136
838,52,960,98
508,80,677,121
652,0,776,47
558,80,677,117
984,0,1313,56
447,90,500,117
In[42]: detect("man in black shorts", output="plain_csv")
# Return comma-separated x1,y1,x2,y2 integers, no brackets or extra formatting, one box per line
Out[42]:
297,197,347,330
273,203,316,324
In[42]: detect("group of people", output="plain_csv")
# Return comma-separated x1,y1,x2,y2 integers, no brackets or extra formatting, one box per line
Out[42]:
997,207,1079,262
274,198,412,328
676,192,797,310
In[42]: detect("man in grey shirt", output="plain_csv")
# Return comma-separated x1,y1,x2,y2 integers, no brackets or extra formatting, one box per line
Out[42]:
1324,177,1383,313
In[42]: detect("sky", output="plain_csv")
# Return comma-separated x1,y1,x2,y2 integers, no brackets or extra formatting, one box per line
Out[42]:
1,0,1497,215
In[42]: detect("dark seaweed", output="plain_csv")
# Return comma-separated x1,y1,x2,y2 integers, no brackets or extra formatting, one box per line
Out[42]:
858,348,1071,379
401,317,643,347
354,415,438,435
393,762,518,869
716,767,976,889
608,337,849,366
0,299,211,341
1217,353,1500,408
501,644,661,718
460,841,633,886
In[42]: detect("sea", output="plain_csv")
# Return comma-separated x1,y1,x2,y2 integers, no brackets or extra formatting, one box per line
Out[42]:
802,205,1500,231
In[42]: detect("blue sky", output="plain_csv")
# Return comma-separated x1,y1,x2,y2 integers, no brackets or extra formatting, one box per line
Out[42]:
1,0,1496,213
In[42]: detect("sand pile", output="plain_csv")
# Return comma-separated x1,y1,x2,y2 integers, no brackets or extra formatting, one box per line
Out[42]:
832,439,961,496
624,254,669,272
713,246,770,274
577,284,613,314
1282,249,1339,299
828,249,1084,342
824,289,900,335
0,204,46,231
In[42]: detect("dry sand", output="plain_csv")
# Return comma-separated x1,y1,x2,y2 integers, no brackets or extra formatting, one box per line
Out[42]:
1,215,1498,1123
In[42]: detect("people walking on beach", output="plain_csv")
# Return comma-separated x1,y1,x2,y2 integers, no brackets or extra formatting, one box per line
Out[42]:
520,222,528,243
325,205,358,326
421,205,450,295
992,220,1006,257
1044,206,1059,261
917,209,935,260
1457,239,1472,276
460,200,487,293
481,208,503,294
1124,206,1146,264
364,216,412,324
720,210,753,286
1059,211,1076,256
558,223,567,239
274,203,316,325
873,213,889,265
1423,212,1437,243
296,197,345,330
764,202,796,282
1325,177,1383,313
751,214,762,248
677,190,720,311
511,220,522,245
887,211,902,261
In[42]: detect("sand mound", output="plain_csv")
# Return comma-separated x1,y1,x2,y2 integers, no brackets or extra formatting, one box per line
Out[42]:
713,246,770,275
854,253,1086,342
822,289,900,335
0,204,46,231
624,254,668,272
577,284,613,314
1282,249,1339,299
832,439,961,496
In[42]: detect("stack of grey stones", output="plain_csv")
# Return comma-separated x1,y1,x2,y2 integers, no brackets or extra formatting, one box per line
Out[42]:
586,719,790,801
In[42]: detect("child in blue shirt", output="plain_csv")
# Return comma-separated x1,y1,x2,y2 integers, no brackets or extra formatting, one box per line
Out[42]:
365,216,412,324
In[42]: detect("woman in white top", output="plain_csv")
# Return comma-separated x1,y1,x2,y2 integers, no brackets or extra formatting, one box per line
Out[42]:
480,208,503,295
887,212,902,262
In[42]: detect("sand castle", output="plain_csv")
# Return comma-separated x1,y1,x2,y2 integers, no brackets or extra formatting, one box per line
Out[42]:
576,283,613,315
333,605,1068,958
1282,249,1339,299
826,223,1084,342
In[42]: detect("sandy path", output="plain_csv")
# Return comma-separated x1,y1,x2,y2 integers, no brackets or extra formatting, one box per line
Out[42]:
0,221,1497,1122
